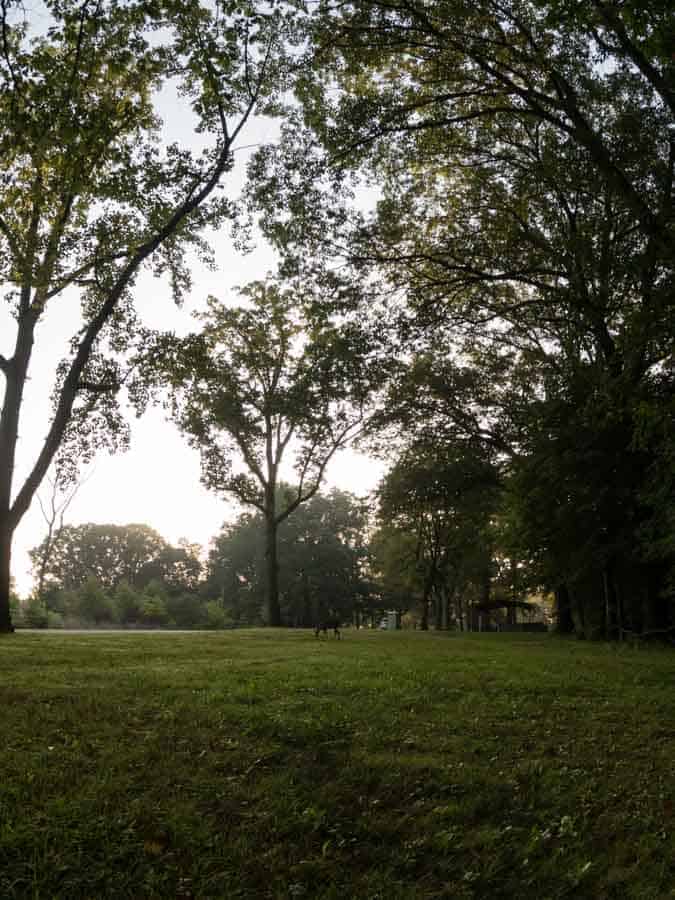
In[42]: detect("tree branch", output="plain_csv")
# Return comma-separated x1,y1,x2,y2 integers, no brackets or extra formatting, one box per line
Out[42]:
591,0,675,118
76,379,119,394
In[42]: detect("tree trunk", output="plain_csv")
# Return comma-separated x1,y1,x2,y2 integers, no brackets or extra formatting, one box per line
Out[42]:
420,581,431,630
1,314,40,633
555,584,574,633
0,519,14,632
441,587,449,630
264,513,281,626
301,569,313,628
433,589,442,630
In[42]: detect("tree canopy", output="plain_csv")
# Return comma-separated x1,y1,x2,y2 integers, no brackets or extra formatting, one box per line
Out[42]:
206,486,373,627
29,522,201,594
3,0,673,640
146,280,382,624
262,0,674,639
0,0,292,631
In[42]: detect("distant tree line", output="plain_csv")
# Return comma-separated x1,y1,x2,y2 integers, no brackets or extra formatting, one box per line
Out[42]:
21,523,221,629
19,482,554,632
18,489,385,629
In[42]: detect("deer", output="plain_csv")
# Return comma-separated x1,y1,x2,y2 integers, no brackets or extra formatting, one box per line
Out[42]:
314,615,341,639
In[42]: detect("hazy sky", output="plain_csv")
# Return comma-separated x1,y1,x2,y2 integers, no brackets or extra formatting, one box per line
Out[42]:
2,86,384,596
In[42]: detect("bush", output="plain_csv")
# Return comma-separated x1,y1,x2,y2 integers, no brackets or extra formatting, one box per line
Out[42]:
24,597,49,628
41,585,67,615
9,594,23,626
140,594,169,626
113,581,143,625
166,592,207,628
47,611,64,629
73,577,115,625
205,601,232,630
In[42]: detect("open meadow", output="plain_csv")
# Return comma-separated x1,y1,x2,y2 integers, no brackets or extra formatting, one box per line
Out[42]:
1,630,675,899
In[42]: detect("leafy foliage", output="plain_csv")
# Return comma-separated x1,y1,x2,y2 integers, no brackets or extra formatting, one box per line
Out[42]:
206,487,373,625
146,280,382,624
269,0,675,638
0,0,293,630
29,522,202,595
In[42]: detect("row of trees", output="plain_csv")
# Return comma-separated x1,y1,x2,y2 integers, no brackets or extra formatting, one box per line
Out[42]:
21,483,550,631
255,0,673,639
17,578,229,631
20,489,384,628
30,523,202,594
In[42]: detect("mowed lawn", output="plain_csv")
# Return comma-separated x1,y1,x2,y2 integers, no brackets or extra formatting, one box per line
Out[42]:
1,630,674,899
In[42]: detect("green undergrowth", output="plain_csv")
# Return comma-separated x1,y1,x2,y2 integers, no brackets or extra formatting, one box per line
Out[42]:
1,630,675,898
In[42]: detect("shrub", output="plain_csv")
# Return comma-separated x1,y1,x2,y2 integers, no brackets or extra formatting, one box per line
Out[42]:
24,597,49,628
9,594,23,626
47,611,65,629
166,593,207,628
41,585,68,614
205,601,232,630
113,581,143,625
74,577,115,625
140,594,169,626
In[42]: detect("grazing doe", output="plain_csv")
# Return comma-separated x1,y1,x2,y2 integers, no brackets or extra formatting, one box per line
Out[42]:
315,616,341,639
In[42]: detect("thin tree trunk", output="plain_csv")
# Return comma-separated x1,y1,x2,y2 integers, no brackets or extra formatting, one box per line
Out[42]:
0,518,14,632
302,569,312,628
441,587,449,630
555,584,574,633
0,329,34,633
433,588,442,630
420,578,432,630
615,571,624,640
264,513,281,626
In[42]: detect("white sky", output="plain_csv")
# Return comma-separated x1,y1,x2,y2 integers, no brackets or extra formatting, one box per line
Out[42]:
2,84,385,597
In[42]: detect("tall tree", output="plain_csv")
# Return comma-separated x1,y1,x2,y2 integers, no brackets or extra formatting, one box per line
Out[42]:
0,0,289,631
205,512,265,624
276,487,371,626
149,281,380,624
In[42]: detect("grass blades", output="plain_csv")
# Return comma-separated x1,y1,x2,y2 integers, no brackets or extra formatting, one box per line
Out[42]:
2,630,675,898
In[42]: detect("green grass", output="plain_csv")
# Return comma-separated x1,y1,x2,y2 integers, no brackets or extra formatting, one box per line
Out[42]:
1,630,675,899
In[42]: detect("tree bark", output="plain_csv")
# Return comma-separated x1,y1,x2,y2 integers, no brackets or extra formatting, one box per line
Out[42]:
420,577,432,630
0,519,14,632
264,512,281,626
555,584,574,633
301,569,312,628
0,316,37,632
433,589,442,630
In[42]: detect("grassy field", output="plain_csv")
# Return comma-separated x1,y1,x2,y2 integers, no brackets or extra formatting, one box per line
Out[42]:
1,630,674,899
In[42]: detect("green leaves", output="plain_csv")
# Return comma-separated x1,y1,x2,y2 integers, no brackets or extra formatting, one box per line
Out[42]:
146,277,379,520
